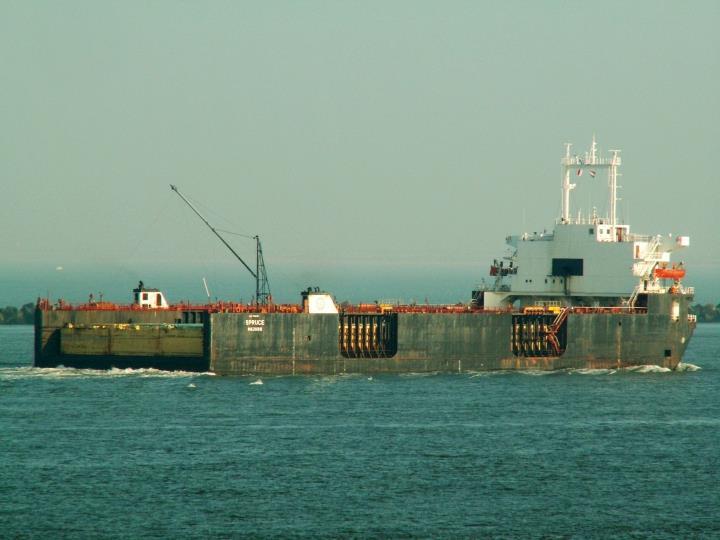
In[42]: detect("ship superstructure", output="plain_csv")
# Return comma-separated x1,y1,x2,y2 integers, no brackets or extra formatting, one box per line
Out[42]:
480,137,691,309
34,139,696,374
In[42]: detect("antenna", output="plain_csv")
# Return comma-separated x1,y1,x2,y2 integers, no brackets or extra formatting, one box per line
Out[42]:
202,277,211,302
170,185,271,305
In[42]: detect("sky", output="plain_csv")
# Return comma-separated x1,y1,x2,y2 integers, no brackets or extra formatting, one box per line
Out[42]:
1,1,718,305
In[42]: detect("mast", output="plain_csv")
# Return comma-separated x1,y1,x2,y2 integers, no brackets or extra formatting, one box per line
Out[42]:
560,137,622,235
170,185,271,305
561,143,575,222
254,235,271,306
608,149,621,230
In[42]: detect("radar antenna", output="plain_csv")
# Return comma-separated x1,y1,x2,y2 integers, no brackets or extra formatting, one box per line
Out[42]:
170,185,271,306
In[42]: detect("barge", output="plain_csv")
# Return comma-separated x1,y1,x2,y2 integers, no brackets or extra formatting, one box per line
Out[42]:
34,139,696,374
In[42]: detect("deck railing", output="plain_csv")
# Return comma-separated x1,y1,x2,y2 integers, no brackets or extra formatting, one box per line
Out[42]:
37,298,651,316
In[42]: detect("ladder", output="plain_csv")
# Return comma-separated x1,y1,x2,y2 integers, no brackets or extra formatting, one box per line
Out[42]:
627,236,663,307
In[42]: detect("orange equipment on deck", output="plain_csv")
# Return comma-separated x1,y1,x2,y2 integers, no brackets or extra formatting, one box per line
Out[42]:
654,267,686,280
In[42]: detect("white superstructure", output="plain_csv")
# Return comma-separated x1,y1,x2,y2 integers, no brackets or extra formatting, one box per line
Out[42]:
301,287,339,314
132,281,169,309
481,138,691,309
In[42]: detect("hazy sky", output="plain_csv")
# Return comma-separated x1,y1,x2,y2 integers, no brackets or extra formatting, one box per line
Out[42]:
1,1,718,304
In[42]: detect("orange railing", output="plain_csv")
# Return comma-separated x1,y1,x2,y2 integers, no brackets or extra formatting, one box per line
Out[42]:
36,298,303,314
36,298,649,316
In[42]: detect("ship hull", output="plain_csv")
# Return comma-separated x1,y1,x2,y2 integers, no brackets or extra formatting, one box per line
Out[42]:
35,294,694,375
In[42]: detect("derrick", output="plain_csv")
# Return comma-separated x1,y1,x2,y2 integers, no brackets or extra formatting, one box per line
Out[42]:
170,185,271,306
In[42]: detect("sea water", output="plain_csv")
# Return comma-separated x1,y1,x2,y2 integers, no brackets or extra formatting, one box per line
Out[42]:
1,324,719,538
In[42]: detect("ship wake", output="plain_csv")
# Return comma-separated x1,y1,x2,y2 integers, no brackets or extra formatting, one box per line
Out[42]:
0,366,215,380
468,364,702,377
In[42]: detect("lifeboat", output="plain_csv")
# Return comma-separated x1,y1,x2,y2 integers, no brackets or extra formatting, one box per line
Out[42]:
654,267,686,280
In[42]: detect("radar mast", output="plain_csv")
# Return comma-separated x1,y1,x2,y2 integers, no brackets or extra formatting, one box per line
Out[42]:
560,136,622,238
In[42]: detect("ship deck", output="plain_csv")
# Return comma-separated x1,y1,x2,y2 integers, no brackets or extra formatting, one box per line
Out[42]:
36,299,649,316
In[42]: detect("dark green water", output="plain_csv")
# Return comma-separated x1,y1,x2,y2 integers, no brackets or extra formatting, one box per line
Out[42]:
1,324,719,538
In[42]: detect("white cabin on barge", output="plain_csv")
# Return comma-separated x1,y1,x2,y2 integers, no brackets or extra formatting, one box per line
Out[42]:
132,281,169,309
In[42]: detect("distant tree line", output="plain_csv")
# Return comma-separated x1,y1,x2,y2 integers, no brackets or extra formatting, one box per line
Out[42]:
0,303,35,324
690,303,720,323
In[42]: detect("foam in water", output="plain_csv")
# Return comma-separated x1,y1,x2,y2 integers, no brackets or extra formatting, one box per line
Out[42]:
312,373,366,384
466,364,701,377
676,362,701,372
516,370,559,376
468,370,511,378
572,368,616,376
623,365,672,373
0,366,214,380
1,362,702,383
469,369,563,377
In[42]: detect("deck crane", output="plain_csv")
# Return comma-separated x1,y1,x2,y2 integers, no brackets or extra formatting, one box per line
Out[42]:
170,185,271,306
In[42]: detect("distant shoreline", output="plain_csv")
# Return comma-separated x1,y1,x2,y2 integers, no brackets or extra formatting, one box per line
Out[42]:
0,303,34,325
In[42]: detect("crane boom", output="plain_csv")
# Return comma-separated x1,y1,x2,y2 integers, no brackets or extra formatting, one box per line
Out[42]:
170,184,271,305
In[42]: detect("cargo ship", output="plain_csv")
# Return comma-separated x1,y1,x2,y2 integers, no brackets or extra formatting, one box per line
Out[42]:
35,139,696,374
